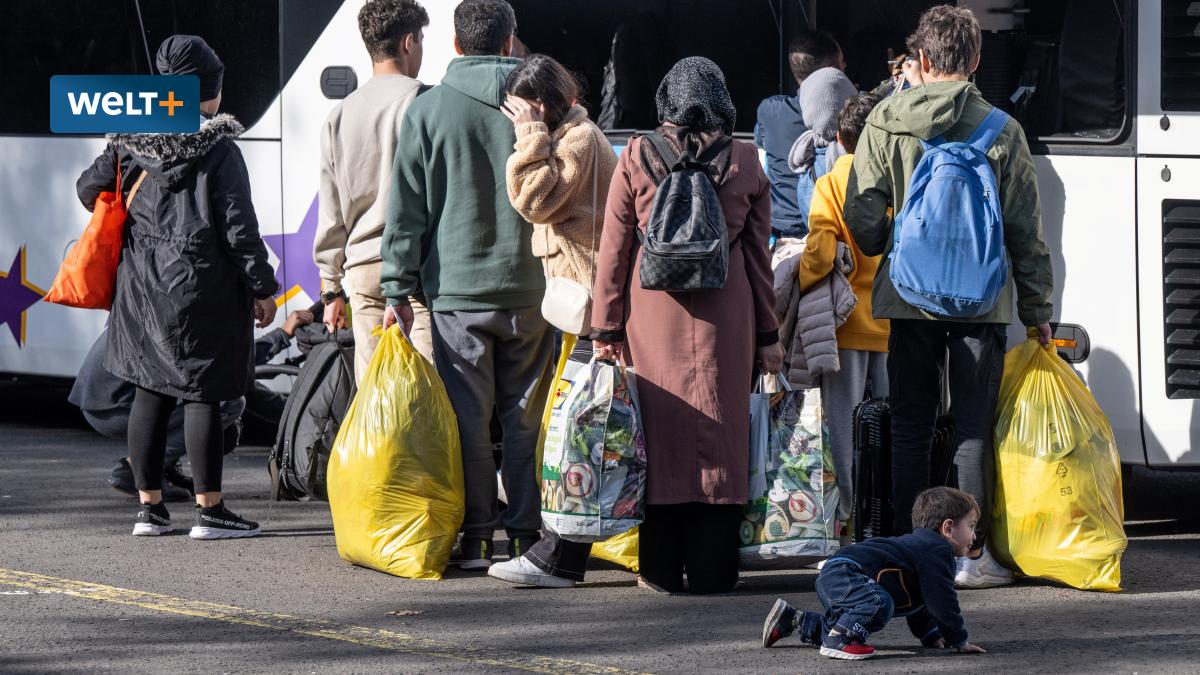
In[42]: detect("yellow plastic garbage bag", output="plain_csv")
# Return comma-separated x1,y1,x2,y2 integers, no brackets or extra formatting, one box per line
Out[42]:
592,527,640,573
327,326,464,580
991,335,1126,591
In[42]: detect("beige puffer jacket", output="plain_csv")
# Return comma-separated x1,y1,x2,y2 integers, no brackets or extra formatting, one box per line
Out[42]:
505,106,618,288
774,239,857,389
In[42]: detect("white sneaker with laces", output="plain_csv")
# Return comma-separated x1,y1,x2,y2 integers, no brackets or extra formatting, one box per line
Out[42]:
955,546,1014,588
487,556,575,588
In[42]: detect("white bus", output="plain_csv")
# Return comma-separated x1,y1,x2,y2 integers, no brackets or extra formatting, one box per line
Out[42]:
1,1,1197,470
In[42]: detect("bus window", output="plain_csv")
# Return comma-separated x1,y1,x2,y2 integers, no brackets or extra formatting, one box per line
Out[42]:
1,1,148,134
1162,0,1200,111
136,0,284,131
507,0,806,135
819,0,1130,146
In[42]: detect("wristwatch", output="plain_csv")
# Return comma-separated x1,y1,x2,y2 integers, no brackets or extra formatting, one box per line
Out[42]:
320,290,343,305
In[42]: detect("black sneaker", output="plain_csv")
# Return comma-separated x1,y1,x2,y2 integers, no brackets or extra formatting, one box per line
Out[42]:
459,538,493,570
133,502,173,536
190,502,260,540
506,535,540,560
110,458,191,502
163,460,195,496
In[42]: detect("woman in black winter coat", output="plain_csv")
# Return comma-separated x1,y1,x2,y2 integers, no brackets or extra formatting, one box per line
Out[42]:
76,35,279,539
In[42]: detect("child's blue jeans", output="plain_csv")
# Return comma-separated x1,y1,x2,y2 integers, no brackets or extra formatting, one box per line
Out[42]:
805,560,896,643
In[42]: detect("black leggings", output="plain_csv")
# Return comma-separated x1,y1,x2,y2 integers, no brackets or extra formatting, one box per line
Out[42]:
128,387,223,494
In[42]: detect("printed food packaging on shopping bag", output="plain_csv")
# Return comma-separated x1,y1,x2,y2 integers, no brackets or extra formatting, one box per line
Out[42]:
992,336,1126,591
326,326,464,580
537,337,640,570
541,359,647,542
740,376,840,569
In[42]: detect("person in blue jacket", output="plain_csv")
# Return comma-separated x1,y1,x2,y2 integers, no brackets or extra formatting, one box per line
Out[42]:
761,487,988,660
753,31,844,238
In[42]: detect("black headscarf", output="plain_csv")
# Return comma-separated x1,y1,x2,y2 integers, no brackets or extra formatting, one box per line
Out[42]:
654,56,736,134
156,35,225,101
643,57,737,186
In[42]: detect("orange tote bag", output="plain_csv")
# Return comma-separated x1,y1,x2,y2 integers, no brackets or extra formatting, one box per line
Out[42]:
44,158,146,310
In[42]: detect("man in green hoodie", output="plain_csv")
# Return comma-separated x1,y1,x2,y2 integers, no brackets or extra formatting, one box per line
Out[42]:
381,0,553,570
843,5,1054,590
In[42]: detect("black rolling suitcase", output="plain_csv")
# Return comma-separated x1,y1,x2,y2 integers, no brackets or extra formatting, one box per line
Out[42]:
852,398,957,542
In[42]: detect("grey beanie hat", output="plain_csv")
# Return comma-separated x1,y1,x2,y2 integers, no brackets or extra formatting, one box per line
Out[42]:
788,67,858,173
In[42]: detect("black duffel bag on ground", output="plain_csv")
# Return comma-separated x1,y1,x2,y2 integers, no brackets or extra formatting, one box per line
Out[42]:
267,328,355,501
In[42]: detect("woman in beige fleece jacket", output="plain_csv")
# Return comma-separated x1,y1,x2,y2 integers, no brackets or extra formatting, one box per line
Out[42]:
491,55,619,590
503,56,618,291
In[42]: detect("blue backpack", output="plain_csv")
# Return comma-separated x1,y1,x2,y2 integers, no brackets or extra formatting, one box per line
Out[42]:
889,108,1010,318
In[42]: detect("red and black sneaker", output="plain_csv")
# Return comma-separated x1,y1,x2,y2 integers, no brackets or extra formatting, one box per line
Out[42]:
819,630,876,660
761,598,798,647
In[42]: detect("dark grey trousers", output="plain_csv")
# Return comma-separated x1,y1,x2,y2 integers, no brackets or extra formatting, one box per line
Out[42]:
887,320,1005,545
431,307,555,541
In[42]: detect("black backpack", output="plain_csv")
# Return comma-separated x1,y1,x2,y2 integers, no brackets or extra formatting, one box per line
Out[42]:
637,133,732,291
268,334,355,501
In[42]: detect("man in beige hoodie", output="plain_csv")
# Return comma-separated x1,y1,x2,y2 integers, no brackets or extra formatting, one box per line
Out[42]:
314,0,433,382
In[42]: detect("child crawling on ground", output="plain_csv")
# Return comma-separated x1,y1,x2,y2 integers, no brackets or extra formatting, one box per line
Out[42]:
761,487,988,660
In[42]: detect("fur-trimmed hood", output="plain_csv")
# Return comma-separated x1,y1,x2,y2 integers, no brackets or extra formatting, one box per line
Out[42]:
109,113,244,188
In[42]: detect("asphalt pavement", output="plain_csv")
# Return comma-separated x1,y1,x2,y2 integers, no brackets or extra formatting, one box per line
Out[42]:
1,381,1198,674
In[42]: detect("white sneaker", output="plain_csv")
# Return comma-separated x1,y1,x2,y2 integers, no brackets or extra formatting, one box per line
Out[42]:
487,556,576,588
955,546,1015,588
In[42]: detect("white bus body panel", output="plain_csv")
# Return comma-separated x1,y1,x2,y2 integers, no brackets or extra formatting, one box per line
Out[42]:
0,136,284,379
1012,155,1145,466
1137,158,1200,466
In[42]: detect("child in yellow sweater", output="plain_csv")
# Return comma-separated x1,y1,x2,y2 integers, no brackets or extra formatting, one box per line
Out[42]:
797,93,888,539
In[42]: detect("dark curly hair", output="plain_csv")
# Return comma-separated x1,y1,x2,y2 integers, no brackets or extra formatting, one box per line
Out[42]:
454,0,517,56
837,93,881,153
358,0,430,62
505,54,581,131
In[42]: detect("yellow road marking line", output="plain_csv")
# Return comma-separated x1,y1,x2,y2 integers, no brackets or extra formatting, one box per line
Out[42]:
0,568,645,675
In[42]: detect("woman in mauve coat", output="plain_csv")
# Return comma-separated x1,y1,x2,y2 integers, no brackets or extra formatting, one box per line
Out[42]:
591,57,784,594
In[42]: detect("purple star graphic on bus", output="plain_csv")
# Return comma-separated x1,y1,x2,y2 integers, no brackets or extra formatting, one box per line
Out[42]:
262,194,322,304
0,247,47,348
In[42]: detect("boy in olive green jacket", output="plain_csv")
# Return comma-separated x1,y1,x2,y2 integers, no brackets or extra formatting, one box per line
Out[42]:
842,5,1054,589
381,0,553,570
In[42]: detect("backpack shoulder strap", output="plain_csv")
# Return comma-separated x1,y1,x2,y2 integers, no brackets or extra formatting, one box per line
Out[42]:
918,136,944,152
966,108,1010,153
645,132,684,171
695,135,732,165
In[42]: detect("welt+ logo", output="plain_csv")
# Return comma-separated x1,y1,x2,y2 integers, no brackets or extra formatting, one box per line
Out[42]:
50,75,200,134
